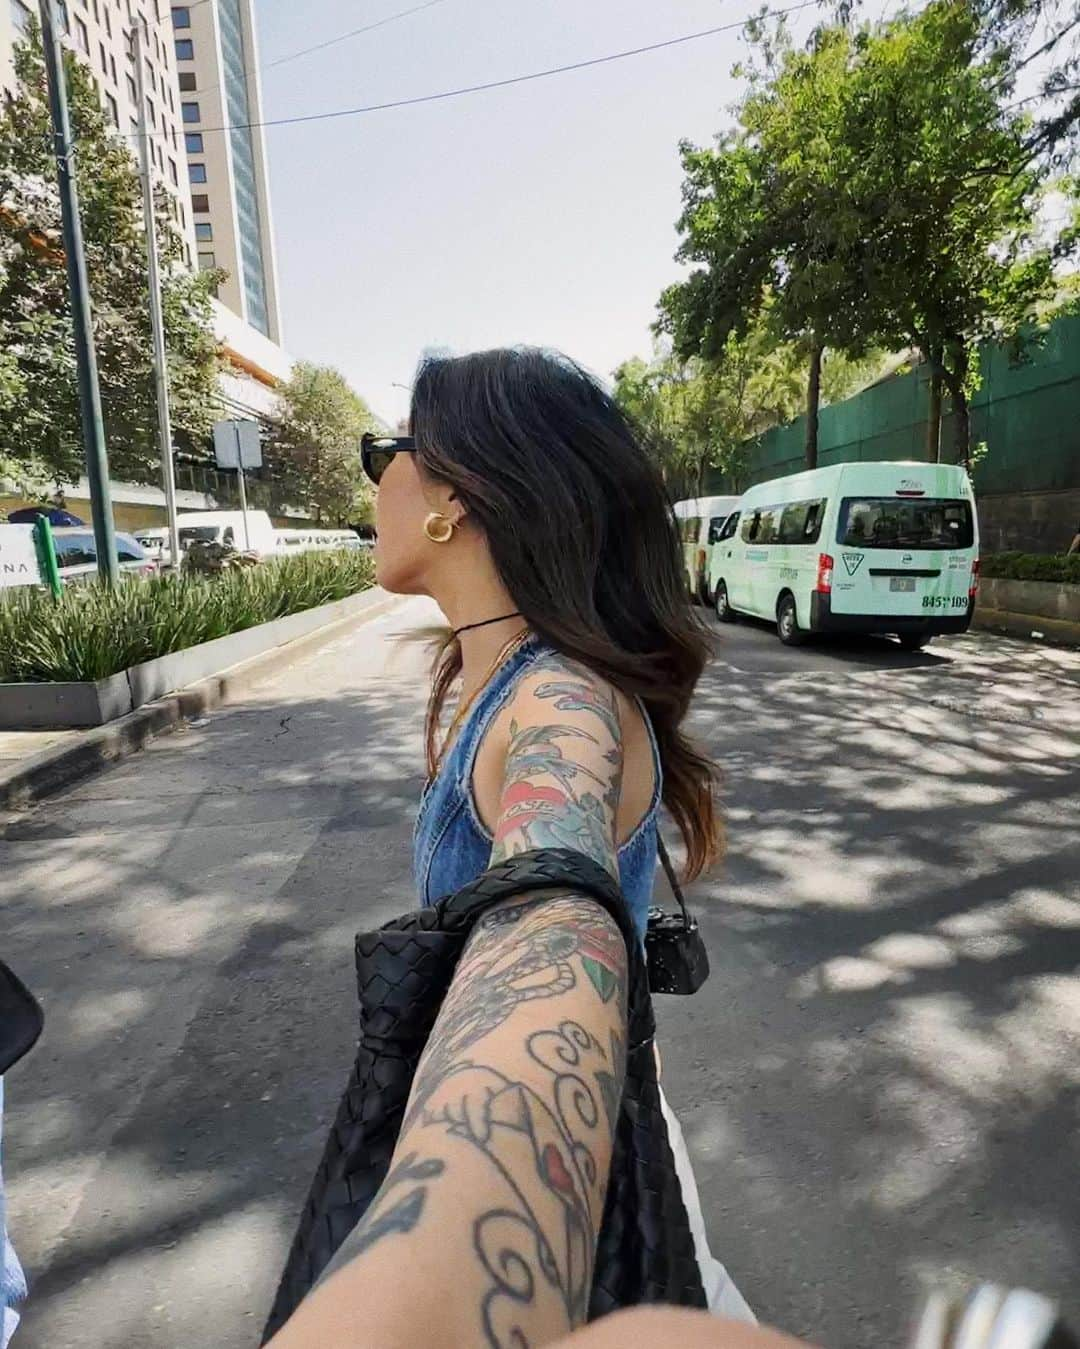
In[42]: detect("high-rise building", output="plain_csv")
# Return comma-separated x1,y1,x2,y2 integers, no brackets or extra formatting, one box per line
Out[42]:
169,0,281,342
1,0,197,261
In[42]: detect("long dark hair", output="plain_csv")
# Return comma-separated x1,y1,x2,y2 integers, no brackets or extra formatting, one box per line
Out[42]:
412,347,720,880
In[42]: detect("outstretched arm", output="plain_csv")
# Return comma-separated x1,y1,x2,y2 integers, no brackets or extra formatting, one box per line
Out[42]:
271,660,629,1349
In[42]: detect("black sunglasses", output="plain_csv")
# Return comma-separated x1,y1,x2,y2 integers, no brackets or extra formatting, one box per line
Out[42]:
361,433,415,485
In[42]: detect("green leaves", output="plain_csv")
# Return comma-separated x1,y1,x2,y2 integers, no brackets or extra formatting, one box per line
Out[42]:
265,362,380,526
0,24,223,489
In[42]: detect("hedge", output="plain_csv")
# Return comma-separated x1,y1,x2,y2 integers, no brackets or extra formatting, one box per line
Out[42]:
980,552,1080,584
0,550,374,683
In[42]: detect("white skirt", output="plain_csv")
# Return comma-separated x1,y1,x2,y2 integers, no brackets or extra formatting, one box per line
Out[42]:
658,1086,757,1323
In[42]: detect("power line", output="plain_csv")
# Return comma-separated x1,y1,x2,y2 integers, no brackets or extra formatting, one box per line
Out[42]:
263,0,450,75
175,1,451,127
151,1,821,139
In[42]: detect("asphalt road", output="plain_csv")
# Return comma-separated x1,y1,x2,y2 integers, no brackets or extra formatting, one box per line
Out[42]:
2,602,1078,1348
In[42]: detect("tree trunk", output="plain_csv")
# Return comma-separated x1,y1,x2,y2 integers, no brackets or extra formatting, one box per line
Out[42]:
942,345,971,468
926,350,943,462
805,340,823,470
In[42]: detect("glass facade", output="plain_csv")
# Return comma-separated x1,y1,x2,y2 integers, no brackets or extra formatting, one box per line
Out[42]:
218,0,270,335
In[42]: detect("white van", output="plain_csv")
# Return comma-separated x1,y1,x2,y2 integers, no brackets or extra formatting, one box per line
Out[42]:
708,462,979,649
177,510,278,558
673,495,741,603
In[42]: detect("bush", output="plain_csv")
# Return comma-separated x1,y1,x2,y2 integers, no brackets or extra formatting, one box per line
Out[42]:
0,550,374,683
981,552,1080,584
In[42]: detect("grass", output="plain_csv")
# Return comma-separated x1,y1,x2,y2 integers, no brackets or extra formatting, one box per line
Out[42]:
0,550,375,683
981,552,1080,585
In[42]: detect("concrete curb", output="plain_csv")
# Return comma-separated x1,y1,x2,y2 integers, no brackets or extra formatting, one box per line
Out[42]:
0,590,405,813
972,603,1080,648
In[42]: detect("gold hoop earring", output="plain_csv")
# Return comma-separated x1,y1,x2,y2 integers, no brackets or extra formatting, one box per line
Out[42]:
423,512,455,544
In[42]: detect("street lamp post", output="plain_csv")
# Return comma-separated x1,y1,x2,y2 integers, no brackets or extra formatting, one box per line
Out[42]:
37,0,119,585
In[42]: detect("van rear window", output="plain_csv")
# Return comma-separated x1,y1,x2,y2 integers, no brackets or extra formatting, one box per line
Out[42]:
837,497,974,550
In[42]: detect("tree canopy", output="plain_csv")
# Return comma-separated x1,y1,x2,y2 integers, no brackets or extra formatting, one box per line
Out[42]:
0,27,223,494
266,363,380,526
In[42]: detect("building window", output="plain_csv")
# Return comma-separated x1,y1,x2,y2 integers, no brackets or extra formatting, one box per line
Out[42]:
110,54,117,82
184,131,203,152
178,71,196,91
105,92,118,126
168,156,178,184
181,101,199,123
144,57,153,88
126,73,137,103
188,161,206,183
74,15,89,51
99,41,108,75
91,0,99,17
175,37,193,59
171,5,189,26
103,3,110,34
129,116,138,136
194,221,212,241
146,97,156,127
191,192,209,212
178,199,185,228
197,251,216,269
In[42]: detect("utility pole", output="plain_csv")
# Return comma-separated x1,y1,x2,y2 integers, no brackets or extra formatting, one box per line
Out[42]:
38,0,119,585
133,18,181,570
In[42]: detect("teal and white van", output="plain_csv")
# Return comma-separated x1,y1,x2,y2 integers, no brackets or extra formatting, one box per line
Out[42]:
708,462,979,649
673,495,741,603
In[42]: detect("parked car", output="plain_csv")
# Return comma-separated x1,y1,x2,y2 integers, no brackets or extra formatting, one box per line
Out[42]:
708,461,979,649
51,529,157,585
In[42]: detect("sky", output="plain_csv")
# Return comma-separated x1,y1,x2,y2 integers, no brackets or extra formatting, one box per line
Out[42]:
252,0,833,426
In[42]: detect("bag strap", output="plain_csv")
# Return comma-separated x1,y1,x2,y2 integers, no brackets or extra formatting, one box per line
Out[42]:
657,834,693,931
437,847,655,1046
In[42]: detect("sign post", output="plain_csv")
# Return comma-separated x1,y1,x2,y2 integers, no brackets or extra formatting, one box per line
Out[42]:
33,517,62,599
213,419,262,552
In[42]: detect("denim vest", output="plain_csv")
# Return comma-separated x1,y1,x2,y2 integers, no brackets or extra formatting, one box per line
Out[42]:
413,636,661,942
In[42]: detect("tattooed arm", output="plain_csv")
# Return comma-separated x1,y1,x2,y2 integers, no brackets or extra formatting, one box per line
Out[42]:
270,660,631,1348
270,893,629,1349
488,657,624,879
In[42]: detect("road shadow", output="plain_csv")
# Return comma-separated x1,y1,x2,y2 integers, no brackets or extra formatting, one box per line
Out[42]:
658,650,1080,1345
2,627,1078,1348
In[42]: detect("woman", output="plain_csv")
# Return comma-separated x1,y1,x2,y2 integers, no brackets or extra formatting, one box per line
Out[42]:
271,348,752,1347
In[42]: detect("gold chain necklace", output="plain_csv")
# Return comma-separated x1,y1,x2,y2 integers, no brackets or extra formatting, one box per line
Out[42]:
434,629,531,776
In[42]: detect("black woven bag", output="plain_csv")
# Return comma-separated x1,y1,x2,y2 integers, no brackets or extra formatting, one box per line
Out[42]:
263,847,706,1341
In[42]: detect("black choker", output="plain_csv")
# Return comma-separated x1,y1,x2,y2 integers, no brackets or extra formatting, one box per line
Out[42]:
452,611,523,638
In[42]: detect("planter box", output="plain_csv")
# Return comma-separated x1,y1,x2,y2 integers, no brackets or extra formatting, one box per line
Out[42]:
0,587,384,731
978,576,1080,624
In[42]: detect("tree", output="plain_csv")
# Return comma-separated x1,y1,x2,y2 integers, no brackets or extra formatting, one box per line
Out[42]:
660,1,1071,467
0,26,223,493
615,317,887,494
839,0,1064,460
658,25,879,470
266,363,379,525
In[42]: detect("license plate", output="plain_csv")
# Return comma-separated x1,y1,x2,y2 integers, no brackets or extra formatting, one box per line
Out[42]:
890,576,916,592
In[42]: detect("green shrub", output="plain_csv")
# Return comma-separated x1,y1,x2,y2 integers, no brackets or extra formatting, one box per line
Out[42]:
981,552,1080,584
0,550,374,683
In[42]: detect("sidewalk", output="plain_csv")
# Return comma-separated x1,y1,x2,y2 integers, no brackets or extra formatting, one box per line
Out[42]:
0,589,405,813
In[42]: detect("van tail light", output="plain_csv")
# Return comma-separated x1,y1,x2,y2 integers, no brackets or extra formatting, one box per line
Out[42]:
816,553,834,594
969,557,980,598
696,547,706,572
